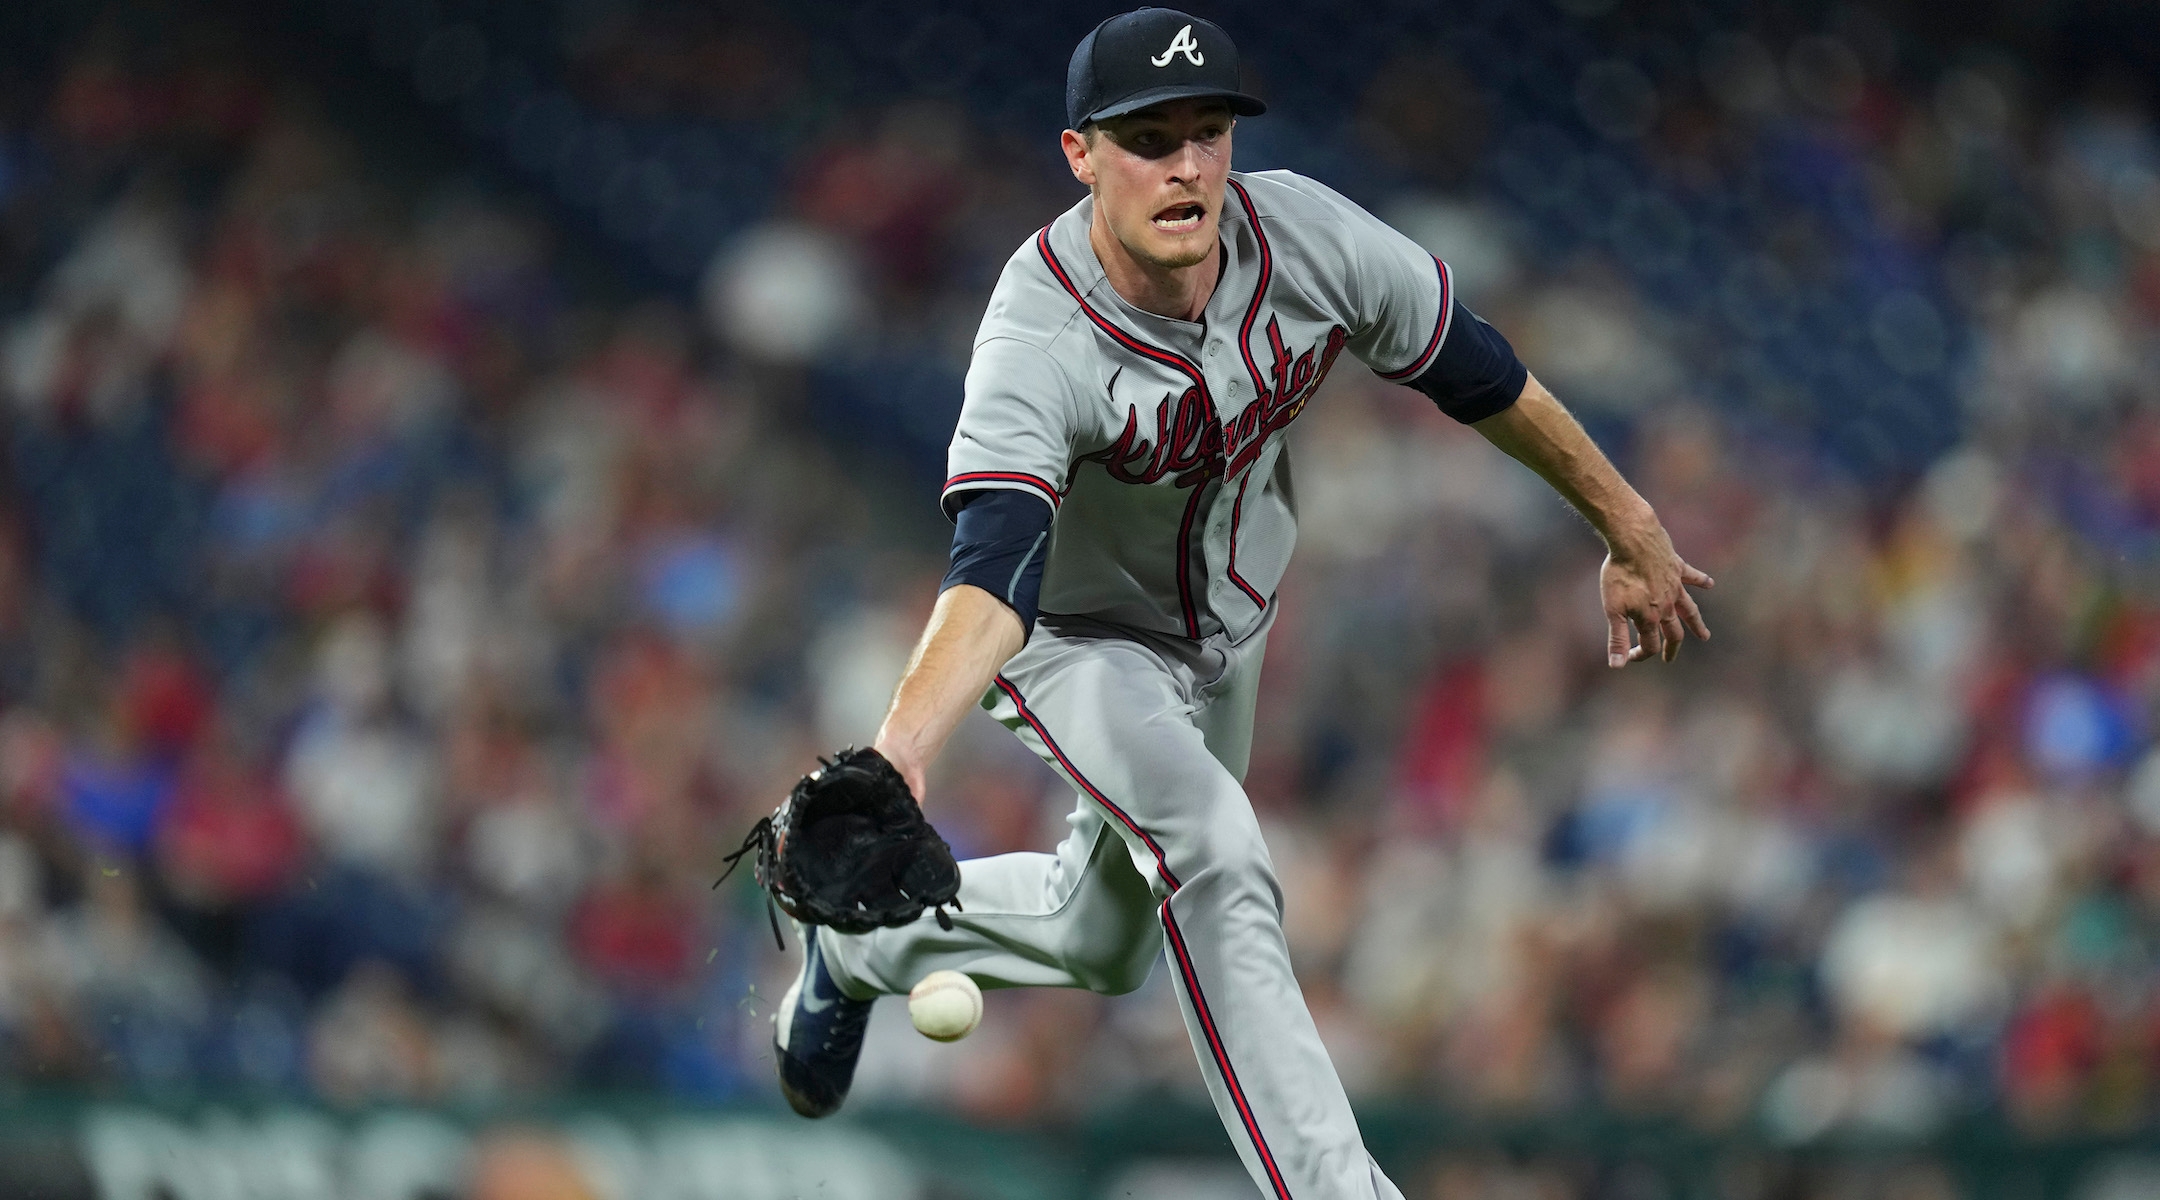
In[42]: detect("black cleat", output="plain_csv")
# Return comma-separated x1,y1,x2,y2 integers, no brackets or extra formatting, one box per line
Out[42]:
772,924,874,1118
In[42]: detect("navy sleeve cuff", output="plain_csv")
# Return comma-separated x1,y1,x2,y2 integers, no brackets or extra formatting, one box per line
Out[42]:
1408,298,1527,424
940,489,1053,631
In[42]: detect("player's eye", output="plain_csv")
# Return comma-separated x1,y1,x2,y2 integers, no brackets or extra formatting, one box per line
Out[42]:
1123,129,1176,158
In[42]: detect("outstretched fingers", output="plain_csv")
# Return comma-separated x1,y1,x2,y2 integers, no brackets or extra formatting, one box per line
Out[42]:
1661,609,1687,661
1678,589,1712,642
1611,602,1679,667
1605,557,1715,668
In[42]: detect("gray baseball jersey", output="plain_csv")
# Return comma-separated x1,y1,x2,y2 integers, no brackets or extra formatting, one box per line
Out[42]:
941,168,1455,643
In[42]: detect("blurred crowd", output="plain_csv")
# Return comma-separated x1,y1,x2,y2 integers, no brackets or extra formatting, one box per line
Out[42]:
2,2,2160,1195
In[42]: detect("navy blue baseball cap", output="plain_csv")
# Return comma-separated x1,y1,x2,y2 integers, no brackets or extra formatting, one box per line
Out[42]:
1066,7,1266,130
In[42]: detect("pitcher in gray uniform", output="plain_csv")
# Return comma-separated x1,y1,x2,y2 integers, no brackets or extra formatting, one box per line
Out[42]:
769,9,1715,1198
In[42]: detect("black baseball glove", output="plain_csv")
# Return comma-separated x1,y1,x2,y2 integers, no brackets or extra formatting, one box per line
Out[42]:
718,747,962,947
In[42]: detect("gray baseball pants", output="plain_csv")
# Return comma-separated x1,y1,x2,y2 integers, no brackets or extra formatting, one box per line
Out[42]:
822,613,1404,1200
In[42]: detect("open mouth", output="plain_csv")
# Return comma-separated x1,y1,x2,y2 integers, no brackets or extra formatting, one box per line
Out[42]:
1151,203,1205,233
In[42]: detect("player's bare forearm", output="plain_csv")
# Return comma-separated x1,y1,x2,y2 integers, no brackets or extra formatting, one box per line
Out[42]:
1472,375,1656,548
872,584,1029,800
1471,373,1714,666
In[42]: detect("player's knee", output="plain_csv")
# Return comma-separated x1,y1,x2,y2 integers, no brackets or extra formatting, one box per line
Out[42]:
1181,821,1277,888
1097,940,1160,995
1169,826,1287,927
1065,927,1161,995
1076,952,1155,995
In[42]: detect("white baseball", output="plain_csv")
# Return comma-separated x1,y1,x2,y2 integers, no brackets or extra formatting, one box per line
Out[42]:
907,970,983,1042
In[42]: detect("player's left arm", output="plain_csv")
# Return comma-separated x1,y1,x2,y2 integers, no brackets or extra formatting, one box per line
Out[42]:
1472,374,1713,666
1303,175,1712,666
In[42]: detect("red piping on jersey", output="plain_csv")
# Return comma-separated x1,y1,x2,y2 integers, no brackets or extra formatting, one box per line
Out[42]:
1224,473,1267,610
991,675,1294,1200
1036,226,1222,640
1161,903,1294,1200
1035,228,1221,416
1376,257,1455,381
992,676,1179,887
1209,165,1276,622
1225,178,1274,401
943,471,1064,511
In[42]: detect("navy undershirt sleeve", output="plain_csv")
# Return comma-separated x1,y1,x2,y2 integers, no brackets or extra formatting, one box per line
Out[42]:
1410,297,1529,424
940,489,1053,631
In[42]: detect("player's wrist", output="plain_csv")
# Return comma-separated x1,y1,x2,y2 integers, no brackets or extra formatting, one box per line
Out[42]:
871,734,932,799
1595,497,1664,560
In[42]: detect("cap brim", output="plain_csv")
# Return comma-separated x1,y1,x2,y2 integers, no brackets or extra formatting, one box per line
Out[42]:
1079,86,1267,127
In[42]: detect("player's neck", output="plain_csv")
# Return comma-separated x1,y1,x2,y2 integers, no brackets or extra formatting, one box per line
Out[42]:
1088,213,1222,324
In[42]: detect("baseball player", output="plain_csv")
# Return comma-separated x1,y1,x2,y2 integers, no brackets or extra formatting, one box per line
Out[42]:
771,8,1713,1198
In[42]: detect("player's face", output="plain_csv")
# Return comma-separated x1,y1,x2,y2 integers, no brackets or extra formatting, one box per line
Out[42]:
1064,100,1234,272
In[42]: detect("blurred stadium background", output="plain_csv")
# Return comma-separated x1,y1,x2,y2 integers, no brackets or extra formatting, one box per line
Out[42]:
0,0,2157,1196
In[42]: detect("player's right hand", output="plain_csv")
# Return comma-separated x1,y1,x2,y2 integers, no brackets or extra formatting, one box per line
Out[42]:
1599,527,1713,667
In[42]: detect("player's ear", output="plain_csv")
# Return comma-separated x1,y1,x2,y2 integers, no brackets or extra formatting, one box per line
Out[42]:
1060,127,1097,187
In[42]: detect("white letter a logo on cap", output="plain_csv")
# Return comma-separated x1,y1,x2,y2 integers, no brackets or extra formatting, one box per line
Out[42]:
1150,24,1205,67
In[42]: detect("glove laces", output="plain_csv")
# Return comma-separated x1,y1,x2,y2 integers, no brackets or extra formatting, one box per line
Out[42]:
715,815,785,949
